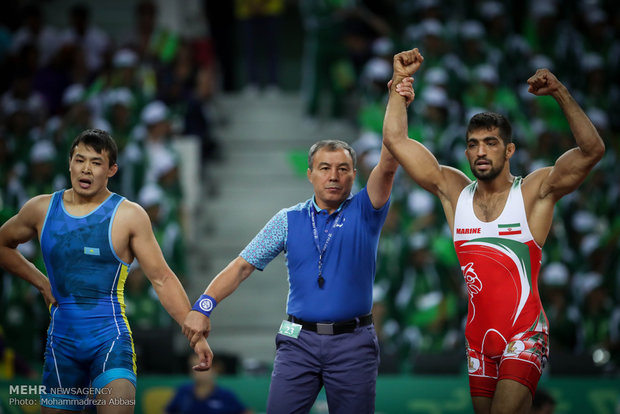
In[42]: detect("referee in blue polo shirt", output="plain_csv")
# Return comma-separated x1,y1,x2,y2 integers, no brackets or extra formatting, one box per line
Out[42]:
183,79,418,413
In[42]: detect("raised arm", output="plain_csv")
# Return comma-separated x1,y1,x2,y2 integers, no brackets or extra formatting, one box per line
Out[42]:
0,196,56,307
365,142,400,210
366,77,418,209
382,49,470,219
527,68,605,200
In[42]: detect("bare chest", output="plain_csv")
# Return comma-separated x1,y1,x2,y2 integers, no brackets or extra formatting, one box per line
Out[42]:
472,191,510,222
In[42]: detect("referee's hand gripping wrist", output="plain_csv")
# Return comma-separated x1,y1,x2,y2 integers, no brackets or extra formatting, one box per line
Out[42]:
184,296,215,347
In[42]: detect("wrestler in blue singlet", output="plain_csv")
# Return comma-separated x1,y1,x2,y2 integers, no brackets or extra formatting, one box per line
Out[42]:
39,190,136,410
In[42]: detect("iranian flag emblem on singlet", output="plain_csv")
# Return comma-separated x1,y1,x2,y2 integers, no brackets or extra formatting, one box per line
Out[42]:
455,237,543,349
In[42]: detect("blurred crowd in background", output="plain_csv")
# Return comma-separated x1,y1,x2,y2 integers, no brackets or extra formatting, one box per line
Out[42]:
0,0,619,381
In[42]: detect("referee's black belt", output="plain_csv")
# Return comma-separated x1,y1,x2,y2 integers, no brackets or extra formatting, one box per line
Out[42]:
287,314,373,335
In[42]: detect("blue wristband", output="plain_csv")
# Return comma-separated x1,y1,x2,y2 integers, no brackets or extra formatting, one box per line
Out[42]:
192,294,217,317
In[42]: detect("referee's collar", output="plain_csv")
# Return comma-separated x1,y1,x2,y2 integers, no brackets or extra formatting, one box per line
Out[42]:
311,193,353,214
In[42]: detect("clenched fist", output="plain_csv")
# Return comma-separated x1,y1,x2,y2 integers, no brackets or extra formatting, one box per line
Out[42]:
393,48,424,78
527,68,566,97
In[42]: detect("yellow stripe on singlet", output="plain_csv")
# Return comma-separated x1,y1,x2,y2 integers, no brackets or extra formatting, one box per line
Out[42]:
116,263,137,374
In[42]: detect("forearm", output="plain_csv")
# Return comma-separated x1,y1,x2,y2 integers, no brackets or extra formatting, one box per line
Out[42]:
367,143,399,209
151,272,192,326
0,246,50,292
202,257,253,303
183,258,253,347
382,76,410,150
553,86,605,159
382,77,447,195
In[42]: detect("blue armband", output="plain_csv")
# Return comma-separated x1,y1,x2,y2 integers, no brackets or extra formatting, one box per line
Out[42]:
192,294,217,317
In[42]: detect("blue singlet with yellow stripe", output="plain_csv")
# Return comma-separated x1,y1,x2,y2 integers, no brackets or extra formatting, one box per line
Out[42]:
39,190,136,410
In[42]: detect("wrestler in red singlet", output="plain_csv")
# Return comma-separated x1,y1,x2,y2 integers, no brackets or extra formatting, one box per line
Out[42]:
454,177,549,397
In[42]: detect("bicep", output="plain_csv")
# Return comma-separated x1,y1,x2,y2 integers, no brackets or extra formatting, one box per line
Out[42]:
395,139,470,206
0,199,43,247
390,137,454,196
127,206,172,278
541,148,599,200
388,137,469,218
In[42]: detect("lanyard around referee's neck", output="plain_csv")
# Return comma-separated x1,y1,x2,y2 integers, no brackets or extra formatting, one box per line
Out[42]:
310,204,344,289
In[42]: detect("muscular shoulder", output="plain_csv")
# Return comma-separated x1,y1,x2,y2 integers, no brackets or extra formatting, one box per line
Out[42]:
114,199,151,231
27,194,54,211
19,194,54,226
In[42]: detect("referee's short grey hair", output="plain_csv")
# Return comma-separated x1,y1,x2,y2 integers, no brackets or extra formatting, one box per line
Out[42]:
308,140,357,170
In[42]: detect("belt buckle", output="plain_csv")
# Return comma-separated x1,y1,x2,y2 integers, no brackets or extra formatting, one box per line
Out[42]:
316,323,334,335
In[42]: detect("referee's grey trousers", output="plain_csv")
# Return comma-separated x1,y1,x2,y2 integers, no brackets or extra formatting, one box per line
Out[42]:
266,324,379,413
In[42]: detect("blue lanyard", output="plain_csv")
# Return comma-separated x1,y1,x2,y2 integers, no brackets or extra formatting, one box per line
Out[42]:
310,208,344,288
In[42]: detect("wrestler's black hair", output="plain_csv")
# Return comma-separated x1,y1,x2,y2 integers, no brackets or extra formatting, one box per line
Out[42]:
466,112,513,145
69,129,118,166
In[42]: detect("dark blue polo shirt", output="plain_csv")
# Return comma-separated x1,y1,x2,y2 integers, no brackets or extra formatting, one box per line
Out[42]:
165,383,247,414
240,187,390,322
